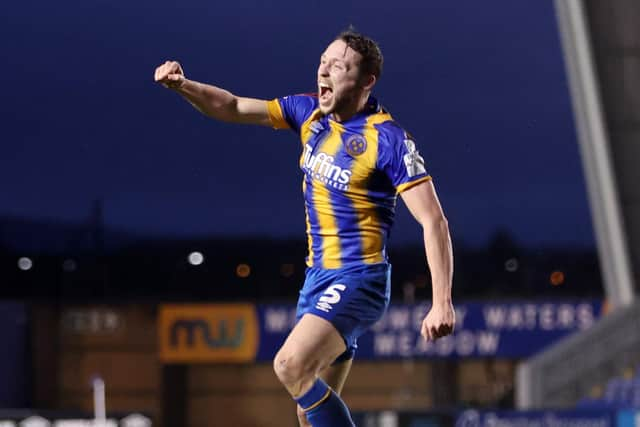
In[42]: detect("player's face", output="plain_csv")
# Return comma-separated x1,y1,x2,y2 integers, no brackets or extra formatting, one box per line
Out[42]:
317,40,367,116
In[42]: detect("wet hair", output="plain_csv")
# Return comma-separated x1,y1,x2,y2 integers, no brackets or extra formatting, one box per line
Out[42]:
335,27,383,80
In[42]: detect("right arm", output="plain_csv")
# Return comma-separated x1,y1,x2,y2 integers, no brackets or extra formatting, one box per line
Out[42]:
154,61,271,127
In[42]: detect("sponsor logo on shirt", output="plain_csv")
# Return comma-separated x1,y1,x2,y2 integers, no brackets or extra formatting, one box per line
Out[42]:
302,144,352,190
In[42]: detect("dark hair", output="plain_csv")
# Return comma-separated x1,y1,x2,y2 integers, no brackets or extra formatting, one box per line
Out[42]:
336,28,383,80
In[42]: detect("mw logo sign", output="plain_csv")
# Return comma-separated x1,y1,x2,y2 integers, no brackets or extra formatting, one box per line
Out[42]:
159,304,258,364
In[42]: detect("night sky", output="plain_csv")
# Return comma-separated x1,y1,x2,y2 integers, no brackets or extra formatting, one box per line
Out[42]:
0,0,595,248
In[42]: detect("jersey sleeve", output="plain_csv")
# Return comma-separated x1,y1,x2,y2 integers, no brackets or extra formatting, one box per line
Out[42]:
377,124,432,193
266,94,318,133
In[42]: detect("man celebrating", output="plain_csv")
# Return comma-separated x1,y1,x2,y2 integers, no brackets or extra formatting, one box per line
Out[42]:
155,30,455,427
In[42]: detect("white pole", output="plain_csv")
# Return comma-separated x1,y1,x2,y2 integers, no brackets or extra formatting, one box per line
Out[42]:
92,376,106,427
553,0,635,309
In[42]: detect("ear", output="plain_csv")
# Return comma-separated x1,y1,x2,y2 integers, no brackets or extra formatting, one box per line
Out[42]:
361,73,376,92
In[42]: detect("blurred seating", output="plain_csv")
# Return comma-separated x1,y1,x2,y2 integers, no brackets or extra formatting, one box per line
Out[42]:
576,366,640,409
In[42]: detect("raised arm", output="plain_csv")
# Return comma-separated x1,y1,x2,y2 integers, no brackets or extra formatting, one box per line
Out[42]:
400,179,455,341
154,61,272,126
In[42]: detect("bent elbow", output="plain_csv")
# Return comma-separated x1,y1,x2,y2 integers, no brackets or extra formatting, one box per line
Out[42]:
423,214,449,235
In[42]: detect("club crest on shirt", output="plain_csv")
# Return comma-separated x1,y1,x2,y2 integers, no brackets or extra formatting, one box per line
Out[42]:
344,134,367,157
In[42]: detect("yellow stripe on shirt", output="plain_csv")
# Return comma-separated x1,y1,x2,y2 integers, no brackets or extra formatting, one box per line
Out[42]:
300,109,323,148
302,179,315,266
313,121,345,269
266,99,289,129
353,113,392,264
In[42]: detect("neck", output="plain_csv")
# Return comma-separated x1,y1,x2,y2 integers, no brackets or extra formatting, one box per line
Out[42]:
332,92,370,122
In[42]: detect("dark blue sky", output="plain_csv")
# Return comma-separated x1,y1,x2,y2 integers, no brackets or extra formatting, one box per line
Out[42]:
0,0,595,248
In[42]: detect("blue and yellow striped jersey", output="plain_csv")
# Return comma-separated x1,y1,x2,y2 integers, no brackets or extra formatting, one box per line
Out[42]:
267,94,431,269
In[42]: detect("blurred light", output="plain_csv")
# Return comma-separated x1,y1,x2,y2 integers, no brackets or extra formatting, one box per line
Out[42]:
18,257,33,271
188,251,204,266
236,263,251,278
62,259,77,272
589,384,603,398
550,271,565,286
504,258,519,272
402,282,416,303
415,274,427,288
280,263,294,278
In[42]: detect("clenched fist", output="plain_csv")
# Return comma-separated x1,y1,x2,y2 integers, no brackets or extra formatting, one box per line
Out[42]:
154,61,185,89
421,301,455,341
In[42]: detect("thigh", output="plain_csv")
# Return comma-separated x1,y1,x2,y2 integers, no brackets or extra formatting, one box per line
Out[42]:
277,313,347,375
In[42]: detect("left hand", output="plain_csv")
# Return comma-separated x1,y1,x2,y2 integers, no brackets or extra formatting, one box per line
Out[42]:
154,60,186,89
421,301,455,341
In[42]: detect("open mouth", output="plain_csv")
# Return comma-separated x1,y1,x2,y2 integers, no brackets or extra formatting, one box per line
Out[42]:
319,83,333,102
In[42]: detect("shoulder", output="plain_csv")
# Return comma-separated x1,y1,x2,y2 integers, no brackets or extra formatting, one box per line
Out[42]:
375,119,409,149
282,93,319,109
275,93,320,131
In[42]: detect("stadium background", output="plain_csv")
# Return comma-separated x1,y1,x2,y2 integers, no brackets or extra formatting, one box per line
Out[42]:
1,0,639,426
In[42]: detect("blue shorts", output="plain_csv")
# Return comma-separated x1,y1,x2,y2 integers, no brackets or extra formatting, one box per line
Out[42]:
295,262,391,363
